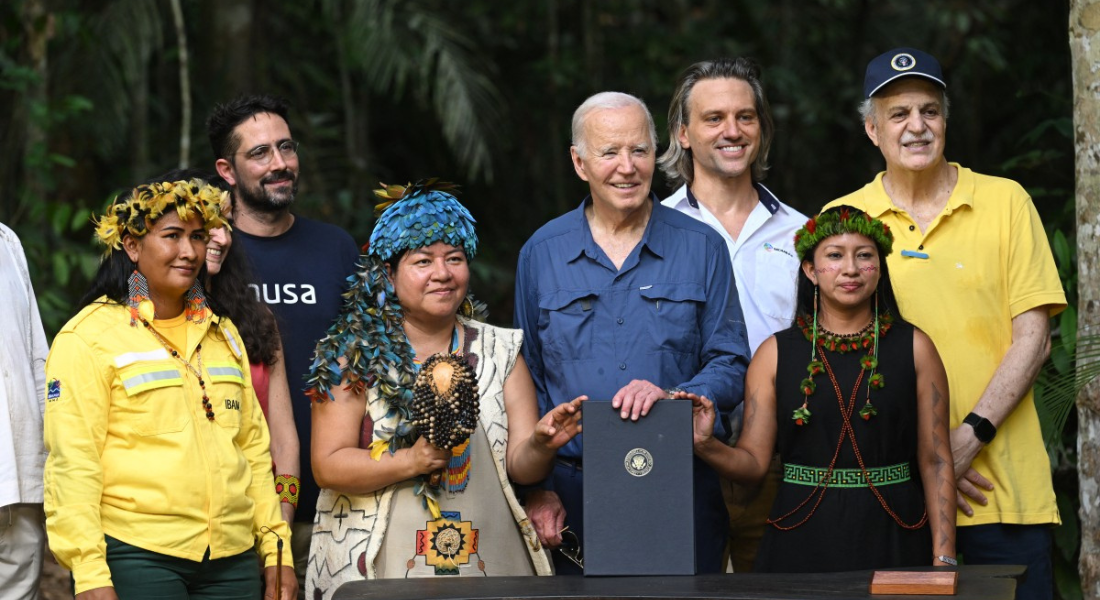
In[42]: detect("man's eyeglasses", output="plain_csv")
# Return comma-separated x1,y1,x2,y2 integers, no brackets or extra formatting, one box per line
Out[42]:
239,140,299,166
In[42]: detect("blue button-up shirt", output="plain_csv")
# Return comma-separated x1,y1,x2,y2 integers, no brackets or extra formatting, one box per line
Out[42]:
515,195,750,460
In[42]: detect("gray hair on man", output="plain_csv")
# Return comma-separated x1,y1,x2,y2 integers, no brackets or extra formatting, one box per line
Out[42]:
858,91,951,126
571,91,658,158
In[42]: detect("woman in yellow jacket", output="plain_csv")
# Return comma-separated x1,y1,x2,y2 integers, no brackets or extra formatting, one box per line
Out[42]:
43,178,295,600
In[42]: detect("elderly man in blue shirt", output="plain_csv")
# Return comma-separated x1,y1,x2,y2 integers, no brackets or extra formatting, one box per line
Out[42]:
514,91,750,575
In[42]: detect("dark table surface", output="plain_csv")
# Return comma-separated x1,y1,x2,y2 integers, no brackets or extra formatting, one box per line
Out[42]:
332,564,1024,600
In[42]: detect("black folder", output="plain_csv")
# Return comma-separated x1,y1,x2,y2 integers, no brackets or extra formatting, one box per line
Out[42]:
581,399,696,575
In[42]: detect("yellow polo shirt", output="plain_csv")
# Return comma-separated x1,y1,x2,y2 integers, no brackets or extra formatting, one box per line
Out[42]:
826,164,1066,526
44,300,292,594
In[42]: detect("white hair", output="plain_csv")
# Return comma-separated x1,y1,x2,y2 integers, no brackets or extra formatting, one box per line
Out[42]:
571,91,658,158
859,89,951,126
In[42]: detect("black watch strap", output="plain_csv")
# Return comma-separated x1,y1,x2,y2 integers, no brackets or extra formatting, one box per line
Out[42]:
963,412,997,444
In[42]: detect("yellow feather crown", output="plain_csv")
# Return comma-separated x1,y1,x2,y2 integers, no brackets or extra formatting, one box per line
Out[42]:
94,179,230,251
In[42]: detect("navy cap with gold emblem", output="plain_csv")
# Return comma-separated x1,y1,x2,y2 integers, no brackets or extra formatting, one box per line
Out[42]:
863,47,946,98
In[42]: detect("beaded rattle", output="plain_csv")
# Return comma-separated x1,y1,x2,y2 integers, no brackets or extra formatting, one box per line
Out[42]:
410,353,480,486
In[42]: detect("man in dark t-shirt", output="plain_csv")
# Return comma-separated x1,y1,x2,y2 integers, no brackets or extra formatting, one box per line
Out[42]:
208,94,359,593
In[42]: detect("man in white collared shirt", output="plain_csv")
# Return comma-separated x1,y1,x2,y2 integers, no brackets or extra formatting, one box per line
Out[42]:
0,222,49,599
658,57,805,572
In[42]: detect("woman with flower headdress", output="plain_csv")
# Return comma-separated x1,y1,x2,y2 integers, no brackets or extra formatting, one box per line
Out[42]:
305,181,583,595
43,178,296,599
151,168,302,531
684,205,956,572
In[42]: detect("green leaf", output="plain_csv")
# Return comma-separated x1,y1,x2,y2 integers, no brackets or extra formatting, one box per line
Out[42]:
61,94,94,114
80,253,100,279
1052,229,1071,269
51,204,73,233
1052,491,1079,562
71,207,92,232
1035,334,1100,443
49,153,76,168
1050,344,1071,375
1053,554,1083,600
1060,306,1077,355
52,253,71,286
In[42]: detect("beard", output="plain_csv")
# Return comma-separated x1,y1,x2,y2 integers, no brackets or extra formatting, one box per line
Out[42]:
235,169,299,213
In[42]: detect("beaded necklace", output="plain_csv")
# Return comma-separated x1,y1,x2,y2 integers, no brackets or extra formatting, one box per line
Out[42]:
141,318,215,421
793,309,892,425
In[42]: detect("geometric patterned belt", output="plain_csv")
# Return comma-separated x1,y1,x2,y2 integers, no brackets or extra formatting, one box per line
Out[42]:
782,462,911,488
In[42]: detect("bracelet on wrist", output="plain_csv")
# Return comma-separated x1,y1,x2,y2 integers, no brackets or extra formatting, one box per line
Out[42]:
935,555,958,566
275,474,300,508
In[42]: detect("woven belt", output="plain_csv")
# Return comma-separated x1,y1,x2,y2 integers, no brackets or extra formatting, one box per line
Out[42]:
783,462,911,488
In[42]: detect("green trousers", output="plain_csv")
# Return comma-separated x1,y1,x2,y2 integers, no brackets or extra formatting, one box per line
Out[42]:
103,536,260,599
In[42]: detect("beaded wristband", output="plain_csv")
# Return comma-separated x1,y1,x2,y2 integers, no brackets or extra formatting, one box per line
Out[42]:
275,474,300,508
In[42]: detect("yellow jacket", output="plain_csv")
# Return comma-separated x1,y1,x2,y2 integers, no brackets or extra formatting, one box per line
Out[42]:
44,300,292,595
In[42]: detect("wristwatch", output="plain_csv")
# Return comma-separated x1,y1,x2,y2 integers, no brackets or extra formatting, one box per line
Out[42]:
963,412,997,444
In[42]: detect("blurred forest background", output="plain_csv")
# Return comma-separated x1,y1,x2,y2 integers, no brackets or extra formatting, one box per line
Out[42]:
0,1,1084,597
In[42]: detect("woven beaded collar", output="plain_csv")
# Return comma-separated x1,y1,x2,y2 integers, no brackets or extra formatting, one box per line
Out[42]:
795,312,893,354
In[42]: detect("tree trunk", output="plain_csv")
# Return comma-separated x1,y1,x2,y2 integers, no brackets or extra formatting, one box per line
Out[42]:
18,0,52,223
209,0,255,95
328,1,369,207
1070,1,1100,597
170,0,191,169
128,37,150,182
582,0,601,90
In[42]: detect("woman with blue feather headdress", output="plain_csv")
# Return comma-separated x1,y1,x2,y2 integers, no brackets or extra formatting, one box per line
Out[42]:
305,181,583,595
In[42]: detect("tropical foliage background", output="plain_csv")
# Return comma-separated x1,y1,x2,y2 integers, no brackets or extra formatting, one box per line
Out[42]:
0,0,1084,597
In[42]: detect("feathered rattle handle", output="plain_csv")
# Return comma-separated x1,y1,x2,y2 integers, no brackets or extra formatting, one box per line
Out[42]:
410,354,480,486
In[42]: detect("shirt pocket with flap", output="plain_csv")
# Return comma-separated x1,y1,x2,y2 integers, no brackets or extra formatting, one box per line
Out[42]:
752,247,800,322
206,359,246,433
638,282,704,356
116,359,189,436
537,289,599,363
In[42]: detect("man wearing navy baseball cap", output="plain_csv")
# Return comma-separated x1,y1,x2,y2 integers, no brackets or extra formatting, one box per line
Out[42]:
825,48,1066,600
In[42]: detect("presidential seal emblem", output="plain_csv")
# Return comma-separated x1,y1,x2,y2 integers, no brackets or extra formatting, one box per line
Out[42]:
624,448,653,477
890,52,916,72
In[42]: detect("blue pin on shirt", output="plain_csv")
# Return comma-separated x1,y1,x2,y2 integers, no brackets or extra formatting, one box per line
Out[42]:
900,249,929,259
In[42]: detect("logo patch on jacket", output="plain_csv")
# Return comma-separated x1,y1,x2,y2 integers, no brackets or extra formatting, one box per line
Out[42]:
47,378,62,401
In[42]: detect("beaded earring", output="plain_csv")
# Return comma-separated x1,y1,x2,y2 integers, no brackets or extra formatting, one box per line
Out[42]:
859,292,886,420
127,270,150,327
184,281,208,324
793,286,820,425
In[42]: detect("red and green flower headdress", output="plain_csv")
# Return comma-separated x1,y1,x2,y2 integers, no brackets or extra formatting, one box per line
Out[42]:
794,207,894,261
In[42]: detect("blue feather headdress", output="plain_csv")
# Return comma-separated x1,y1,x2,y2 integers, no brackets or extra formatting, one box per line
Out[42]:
368,179,478,262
